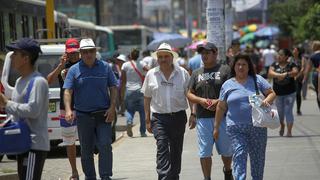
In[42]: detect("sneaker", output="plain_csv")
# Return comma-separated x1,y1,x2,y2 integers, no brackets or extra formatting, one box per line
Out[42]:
141,133,147,137
223,168,233,180
127,124,133,137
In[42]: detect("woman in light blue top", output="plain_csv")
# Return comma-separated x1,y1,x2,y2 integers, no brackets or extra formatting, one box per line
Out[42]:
213,54,276,180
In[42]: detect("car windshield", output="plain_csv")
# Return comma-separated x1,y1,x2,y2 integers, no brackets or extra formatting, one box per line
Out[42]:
8,55,61,88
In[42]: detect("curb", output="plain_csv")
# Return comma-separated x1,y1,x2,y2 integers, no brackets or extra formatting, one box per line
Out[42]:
0,172,18,180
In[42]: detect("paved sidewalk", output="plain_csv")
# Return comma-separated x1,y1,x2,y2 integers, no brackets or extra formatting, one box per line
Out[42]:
109,91,320,180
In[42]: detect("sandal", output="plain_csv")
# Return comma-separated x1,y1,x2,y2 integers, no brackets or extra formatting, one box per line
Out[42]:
69,175,79,180
279,129,284,136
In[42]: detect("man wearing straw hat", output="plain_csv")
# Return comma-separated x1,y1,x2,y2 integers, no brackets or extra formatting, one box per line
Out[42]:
142,43,190,180
64,38,118,180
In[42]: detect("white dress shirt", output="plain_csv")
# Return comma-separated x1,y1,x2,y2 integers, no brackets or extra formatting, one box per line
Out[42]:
141,65,190,113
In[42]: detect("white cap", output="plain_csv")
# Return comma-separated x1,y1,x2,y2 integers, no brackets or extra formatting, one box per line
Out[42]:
270,44,276,49
80,38,96,50
151,43,179,60
116,54,127,62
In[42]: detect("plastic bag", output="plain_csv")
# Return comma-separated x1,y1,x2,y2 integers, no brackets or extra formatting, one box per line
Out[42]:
249,94,280,129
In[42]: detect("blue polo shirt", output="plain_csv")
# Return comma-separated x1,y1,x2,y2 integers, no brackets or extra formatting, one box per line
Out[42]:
63,59,118,112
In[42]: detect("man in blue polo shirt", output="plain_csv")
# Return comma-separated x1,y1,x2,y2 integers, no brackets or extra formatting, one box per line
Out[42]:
63,38,118,180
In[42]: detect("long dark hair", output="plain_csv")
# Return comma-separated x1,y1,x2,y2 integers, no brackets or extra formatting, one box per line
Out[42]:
230,53,256,79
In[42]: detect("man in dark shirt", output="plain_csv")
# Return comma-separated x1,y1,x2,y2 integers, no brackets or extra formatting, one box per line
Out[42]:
187,42,233,180
47,38,80,180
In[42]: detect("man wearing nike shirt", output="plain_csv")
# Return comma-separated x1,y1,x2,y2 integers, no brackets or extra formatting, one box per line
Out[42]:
187,42,233,180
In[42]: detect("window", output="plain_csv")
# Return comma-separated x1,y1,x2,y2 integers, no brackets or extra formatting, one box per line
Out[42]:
8,55,60,88
8,13,17,40
96,31,110,53
113,30,142,46
22,15,29,37
32,17,38,38
0,12,5,51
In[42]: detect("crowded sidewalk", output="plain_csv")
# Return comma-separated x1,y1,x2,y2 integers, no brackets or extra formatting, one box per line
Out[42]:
87,89,320,180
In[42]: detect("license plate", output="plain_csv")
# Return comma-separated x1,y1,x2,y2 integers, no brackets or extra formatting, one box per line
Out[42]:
48,101,56,113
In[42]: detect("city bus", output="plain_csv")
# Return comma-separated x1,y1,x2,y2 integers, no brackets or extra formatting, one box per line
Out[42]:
67,18,116,60
109,25,155,55
0,0,69,56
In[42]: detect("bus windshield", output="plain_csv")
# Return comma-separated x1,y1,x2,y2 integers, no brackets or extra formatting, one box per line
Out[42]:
113,29,142,46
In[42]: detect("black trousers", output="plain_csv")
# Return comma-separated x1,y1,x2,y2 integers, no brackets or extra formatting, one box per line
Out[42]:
295,80,303,112
151,110,187,180
17,150,47,180
312,73,320,110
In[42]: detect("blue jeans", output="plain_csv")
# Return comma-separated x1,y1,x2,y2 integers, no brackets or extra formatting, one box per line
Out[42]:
125,90,146,134
275,92,296,124
227,125,267,180
76,112,113,180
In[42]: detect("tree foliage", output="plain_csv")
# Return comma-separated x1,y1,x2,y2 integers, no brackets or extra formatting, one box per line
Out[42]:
295,3,320,41
269,0,320,42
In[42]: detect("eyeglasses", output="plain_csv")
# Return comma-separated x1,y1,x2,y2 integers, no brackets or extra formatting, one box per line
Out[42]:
80,49,96,54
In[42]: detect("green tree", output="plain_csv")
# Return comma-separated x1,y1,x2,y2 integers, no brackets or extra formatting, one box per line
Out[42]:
295,3,320,41
269,0,318,41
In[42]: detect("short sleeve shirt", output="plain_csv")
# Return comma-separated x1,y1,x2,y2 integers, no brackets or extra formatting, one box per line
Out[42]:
188,64,230,118
310,52,320,69
141,65,190,113
219,75,272,126
63,59,118,112
121,60,145,91
270,61,297,95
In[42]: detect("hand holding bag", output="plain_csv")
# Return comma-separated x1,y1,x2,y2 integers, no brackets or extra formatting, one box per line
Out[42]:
0,77,37,155
249,76,280,129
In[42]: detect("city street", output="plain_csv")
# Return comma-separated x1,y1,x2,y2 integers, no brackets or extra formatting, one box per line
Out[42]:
0,90,319,180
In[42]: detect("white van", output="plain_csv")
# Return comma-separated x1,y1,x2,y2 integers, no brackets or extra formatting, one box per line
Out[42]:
1,44,65,147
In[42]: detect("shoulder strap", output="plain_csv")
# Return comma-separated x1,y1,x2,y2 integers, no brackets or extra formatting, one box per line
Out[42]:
130,61,145,83
24,77,37,103
253,75,260,95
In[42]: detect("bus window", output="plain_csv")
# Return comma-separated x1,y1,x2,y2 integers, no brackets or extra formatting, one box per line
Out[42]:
9,13,17,41
21,15,29,37
32,17,38,38
0,12,4,51
96,31,109,53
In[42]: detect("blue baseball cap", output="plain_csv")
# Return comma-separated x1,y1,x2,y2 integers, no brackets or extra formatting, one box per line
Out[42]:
6,38,42,54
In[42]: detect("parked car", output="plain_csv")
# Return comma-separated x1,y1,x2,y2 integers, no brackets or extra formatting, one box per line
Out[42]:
1,44,117,150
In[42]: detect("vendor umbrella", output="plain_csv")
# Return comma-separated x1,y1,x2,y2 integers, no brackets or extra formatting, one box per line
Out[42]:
255,26,280,37
147,32,192,50
239,32,255,43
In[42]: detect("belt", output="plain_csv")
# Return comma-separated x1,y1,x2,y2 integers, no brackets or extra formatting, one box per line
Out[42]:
153,110,185,116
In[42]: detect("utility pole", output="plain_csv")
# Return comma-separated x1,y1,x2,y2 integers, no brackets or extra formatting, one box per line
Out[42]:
46,0,55,39
170,0,175,32
197,0,202,29
206,0,226,61
139,0,143,22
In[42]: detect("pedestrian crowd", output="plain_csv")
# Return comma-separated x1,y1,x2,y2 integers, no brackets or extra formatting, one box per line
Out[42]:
0,36,319,180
